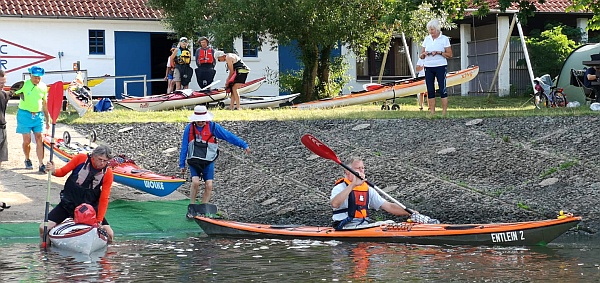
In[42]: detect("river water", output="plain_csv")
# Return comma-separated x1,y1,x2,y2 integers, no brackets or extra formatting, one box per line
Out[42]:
0,234,598,282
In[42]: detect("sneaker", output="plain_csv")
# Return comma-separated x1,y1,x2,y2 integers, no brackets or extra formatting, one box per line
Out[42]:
39,165,46,173
24,159,33,169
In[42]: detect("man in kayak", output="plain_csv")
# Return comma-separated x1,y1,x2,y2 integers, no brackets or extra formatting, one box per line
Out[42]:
41,144,115,244
179,105,251,218
330,157,411,230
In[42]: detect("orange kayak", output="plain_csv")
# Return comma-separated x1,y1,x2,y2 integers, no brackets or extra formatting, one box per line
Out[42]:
194,214,581,246
43,134,185,197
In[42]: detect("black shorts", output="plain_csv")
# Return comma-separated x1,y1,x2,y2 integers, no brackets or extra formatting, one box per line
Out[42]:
48,203,109,225
233,71,248,84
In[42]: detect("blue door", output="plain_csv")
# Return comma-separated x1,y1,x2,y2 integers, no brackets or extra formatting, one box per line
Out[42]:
278,42,342,95
115,32,151,98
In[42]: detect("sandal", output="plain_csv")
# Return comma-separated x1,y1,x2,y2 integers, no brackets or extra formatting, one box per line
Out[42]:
0,202,10,212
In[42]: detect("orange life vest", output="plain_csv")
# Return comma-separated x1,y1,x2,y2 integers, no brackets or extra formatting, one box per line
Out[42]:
197,48,214,65
333,178,369,219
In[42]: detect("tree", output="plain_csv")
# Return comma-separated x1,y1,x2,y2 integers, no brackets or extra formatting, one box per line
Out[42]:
526,26,578,78
148,0,600,101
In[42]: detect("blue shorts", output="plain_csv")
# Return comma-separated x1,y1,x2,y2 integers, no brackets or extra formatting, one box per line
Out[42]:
16,109,45,134
189,161,215,181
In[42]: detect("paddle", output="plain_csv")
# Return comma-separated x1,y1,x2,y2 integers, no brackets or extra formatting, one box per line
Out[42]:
200,80,220,91
42,81,64,248
300,134,439,224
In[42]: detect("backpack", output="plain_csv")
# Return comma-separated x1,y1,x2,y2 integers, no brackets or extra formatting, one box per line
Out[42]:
94,97,114,112
73,203,98,226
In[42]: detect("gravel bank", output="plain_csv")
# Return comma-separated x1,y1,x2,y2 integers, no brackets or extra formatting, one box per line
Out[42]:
73,116,600,233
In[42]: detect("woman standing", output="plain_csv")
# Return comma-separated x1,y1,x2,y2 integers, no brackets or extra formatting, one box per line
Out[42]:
420,19,452,116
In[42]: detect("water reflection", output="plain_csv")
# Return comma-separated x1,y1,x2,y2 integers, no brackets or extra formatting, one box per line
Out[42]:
0,236,598,282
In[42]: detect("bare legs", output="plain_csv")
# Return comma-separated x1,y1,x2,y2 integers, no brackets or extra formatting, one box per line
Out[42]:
427,97,448,116
229,83,241,110
22,132,44,167
189,177,214,204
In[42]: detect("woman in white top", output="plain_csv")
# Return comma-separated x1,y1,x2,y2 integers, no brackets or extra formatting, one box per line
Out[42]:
420,19,452,115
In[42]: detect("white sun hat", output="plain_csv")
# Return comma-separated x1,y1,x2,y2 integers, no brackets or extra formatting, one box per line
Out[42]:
188,105,214,121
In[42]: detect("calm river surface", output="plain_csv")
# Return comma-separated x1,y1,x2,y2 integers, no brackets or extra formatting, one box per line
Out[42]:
0,234,598,282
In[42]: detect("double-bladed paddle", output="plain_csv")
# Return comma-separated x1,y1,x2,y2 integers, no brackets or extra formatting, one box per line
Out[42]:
300,134,439,224
42,81,64,248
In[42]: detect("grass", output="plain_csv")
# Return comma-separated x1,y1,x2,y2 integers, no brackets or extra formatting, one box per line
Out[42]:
6,95,598,125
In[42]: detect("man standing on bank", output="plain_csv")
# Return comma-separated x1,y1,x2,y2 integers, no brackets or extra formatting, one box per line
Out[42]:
179,105,250,218
14,66,50,172
194,37,217,90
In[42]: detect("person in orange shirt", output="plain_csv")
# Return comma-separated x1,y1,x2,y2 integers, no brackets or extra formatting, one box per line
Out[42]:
40,144,115,244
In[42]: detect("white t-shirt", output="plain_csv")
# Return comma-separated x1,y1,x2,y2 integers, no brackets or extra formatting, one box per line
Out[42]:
416,58,425,77
421,31,451,67
330,182,386,221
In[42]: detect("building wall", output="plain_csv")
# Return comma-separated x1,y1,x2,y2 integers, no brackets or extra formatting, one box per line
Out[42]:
0,17,280,97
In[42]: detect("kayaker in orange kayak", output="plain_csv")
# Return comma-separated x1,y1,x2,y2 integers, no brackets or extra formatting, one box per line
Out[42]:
330,157,412,230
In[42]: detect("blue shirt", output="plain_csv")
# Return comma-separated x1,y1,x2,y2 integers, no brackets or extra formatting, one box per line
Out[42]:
179,122,248,168
583,67,596,88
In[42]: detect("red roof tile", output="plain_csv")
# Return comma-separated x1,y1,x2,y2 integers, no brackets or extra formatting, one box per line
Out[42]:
0,0,163,19
485,0,575,13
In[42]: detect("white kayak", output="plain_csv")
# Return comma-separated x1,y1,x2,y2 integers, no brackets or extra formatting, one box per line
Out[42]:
116,77,265,111
212,93,300,109
48,219,108,254
294,66,479,109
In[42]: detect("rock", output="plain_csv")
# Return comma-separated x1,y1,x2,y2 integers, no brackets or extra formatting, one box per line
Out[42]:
261,198,277,206
437,147,456,155
352,123,370,131
539,178,559,187
465,119,483,126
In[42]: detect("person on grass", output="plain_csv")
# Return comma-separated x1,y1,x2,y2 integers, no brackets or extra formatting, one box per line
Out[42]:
420,19,452,116
214,50,250,110
41,145,115,245
14,66,50,173
330,157,411,230
179,105,250,218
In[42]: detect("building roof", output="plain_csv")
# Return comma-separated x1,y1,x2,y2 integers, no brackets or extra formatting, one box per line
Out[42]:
0,0,163,19
487,0,576,13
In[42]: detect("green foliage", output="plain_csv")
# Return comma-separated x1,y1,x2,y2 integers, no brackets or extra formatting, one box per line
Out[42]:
502,135,511,143
517,202,530,210
540,167,558,178
559,160,579,170
525,26,578,78
278,69,304,95
569,0,600,31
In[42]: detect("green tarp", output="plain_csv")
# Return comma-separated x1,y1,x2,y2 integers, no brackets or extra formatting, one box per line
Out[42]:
0,200,201,241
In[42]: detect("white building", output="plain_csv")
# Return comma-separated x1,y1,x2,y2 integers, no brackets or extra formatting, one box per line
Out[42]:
0,1,279,98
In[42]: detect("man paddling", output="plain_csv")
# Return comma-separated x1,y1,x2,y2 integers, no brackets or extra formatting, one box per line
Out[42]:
330,157,412,230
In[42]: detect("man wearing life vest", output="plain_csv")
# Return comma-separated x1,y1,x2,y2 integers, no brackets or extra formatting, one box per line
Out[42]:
41,145,115,245
214,50,250,110
170,37,193,90
330,158,411,230
194,37,217,90
179,105,251,218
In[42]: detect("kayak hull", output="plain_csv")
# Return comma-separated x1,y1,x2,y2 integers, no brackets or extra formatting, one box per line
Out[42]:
194,215,581,246
211,93,300,109
49,219,108,254
116,77,265,111
43,135,185,197
294,66,479,109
